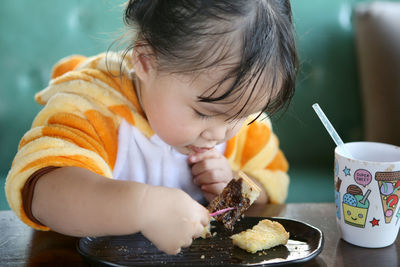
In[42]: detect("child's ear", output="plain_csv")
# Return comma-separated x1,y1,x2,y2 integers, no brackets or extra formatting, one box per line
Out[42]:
131,45,156,81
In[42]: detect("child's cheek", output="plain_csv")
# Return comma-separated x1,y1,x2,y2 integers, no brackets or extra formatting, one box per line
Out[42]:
156,123,198,147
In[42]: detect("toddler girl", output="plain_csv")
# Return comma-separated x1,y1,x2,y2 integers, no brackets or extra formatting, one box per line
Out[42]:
6,0,298,255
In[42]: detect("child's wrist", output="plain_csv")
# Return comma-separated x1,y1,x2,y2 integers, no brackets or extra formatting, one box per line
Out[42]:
125,182,152,233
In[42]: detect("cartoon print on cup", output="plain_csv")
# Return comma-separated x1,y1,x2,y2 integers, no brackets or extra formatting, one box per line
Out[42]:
335,158,339,177
396,209,400,226
370,217,380,227
335,177,342,219
354,169,372,187
335,142,400,248
342,185,371,228
375,171,400,224
343,166,351,176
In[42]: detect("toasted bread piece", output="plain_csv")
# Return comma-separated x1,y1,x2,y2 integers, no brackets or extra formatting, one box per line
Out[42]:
207,171,261,231
231,219,289,253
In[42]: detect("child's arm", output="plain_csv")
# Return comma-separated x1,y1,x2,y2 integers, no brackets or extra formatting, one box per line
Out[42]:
32,166,209,254
6,52,153,229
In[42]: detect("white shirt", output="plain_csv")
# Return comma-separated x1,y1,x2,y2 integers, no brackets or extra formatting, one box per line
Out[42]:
112,119,226,202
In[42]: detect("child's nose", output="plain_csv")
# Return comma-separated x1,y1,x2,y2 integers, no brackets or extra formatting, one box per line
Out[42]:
201,124,227,141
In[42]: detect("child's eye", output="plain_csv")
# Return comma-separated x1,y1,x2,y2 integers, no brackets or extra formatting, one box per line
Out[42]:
193,109,212,120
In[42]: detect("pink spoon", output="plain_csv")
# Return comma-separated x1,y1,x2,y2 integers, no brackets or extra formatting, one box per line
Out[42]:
209,207,235,217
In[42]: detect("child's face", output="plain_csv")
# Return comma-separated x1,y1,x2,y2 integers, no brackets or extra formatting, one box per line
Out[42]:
138,66,270,155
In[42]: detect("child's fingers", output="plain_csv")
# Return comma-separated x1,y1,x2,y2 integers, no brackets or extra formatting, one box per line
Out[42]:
191,158,224,177
193,222,208,239
202,191,216,202
196,204,210,229
181,236,194,248
193,169,230,185
199,206,211,226
188,148,220,164
163,245,181,255
201,183,226,195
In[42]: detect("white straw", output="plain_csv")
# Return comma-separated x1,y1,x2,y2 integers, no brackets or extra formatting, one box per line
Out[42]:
312,103,353,158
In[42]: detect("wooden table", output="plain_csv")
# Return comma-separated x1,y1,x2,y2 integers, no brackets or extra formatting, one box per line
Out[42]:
1,203,399,266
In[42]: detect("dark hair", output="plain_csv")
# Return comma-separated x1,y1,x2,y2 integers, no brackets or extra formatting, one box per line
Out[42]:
122,0,298,120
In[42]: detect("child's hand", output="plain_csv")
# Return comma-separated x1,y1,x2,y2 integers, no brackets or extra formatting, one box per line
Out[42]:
139,186,210,255
188,148,234,202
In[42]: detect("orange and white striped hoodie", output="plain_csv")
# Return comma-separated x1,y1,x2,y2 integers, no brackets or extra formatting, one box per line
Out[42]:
5,52,290,231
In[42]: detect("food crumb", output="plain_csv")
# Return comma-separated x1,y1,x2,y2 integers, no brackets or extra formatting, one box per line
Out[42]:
212,232,217,237
201,255,205,259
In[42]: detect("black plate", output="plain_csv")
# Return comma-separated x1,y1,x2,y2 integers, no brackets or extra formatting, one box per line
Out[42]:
77,217,324,266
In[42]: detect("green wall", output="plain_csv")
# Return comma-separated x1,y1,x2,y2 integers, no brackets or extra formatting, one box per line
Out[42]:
0,0,126,178
277,0,366,169
1,0,398,208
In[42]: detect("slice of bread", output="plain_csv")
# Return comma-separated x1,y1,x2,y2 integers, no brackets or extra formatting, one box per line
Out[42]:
231,219,289,253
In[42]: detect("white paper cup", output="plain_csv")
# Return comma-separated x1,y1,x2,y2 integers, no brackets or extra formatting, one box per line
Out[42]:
334,141,400,248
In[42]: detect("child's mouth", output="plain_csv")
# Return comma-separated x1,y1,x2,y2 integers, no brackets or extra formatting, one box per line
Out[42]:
186,145,213,154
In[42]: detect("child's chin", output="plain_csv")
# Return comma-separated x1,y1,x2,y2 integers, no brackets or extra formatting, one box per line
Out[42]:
172,146,191,155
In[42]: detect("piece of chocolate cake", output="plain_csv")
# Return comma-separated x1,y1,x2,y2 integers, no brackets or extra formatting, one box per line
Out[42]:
207,171,261,231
